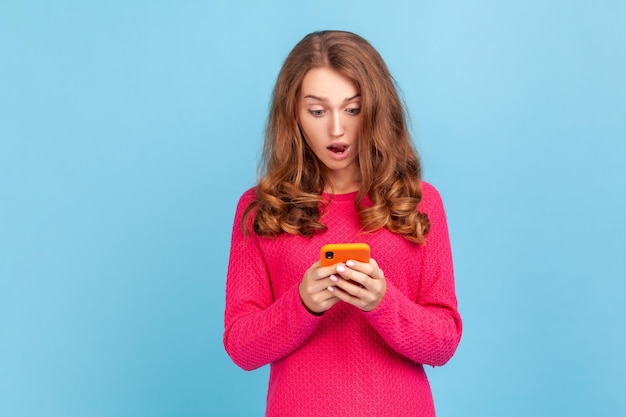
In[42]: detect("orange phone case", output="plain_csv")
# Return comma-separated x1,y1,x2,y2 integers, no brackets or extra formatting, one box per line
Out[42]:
320,243,370,266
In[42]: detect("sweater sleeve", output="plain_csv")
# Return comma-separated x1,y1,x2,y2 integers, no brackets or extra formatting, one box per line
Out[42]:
223,190,323,371
364,183,462,366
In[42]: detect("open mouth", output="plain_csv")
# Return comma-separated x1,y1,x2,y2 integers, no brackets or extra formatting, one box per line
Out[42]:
327,144,349,154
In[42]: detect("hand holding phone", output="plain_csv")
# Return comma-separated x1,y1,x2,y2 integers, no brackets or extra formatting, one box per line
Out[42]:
318,242,385,312
320,243,370,266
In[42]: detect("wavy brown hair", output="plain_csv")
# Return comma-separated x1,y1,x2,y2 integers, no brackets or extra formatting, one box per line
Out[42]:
243,30,430,244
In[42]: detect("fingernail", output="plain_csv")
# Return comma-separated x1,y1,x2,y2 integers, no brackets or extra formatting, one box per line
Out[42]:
336,265,345,273
330,275,338,282
327,286,334,292
346,260,355,267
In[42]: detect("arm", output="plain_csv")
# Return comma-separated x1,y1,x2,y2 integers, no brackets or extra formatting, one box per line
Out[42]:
222,190,323,371
334,183,460,366
365,183,462,366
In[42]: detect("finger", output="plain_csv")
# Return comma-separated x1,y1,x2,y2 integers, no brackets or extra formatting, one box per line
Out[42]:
332,276,369,298
302,282,340,313
316,286,342,307
328,283,359,301
306,275,341,295
333,277,384,311
330,283,375,309
319,294,341,311
312,264,344,281
316,287,339,302
335,263,370,288
346,258,384,281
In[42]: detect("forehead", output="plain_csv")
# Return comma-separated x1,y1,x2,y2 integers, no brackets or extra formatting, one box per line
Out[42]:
300,67,359,100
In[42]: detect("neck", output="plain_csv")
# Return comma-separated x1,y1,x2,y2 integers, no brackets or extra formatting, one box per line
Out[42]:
323,164,361,194
324,176,361,194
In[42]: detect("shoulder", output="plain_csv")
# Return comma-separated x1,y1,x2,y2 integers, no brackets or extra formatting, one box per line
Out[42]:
237,187,258,207
418,181,449,225
232,187,258,223
233,187,259,212
241,186,257,199
419,181,444,210
420,180,438,198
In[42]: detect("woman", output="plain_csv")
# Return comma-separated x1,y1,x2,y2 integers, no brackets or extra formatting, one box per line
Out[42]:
224,30,462,417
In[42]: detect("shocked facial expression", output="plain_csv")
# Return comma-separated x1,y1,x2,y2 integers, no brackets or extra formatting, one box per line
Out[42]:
297,67,362,190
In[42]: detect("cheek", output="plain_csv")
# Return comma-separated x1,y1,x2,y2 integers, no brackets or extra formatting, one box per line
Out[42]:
348,120,362,145
300,121,323,146
349,117,362,132
298,124,318,154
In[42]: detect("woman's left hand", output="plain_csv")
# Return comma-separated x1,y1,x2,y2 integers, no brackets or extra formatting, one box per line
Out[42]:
330,258,387,312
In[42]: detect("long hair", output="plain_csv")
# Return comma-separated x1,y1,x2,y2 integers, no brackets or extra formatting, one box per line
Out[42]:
243,30,430,244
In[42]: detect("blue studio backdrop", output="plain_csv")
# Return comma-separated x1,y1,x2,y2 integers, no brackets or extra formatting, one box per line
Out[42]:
1,1,625,416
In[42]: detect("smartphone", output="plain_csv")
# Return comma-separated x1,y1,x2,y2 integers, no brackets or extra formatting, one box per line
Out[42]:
320,243,370,266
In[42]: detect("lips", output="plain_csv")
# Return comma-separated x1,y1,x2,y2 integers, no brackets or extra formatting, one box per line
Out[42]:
325,143,351,161
327,143,348,154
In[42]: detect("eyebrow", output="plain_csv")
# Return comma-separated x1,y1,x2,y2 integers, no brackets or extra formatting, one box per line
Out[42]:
303,94,361,102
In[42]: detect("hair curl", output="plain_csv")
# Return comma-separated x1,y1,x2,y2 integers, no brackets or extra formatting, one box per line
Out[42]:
243,30,430,244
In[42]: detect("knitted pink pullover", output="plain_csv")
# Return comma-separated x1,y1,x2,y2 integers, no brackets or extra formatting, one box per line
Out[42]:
224,182,462,417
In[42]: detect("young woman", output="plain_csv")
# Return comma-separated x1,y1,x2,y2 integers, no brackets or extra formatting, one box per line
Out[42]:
224,30,462,417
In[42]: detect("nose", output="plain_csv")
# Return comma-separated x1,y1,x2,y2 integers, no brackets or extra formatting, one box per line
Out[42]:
329,111,344,137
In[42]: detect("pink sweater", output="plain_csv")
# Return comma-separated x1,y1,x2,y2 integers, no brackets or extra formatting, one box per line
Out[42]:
224,182,462,417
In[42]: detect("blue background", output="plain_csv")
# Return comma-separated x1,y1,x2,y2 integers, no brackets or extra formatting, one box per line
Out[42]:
1,1,625,416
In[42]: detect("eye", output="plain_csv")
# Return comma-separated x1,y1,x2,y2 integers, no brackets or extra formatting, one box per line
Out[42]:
346,107,361,115
308,109,325,117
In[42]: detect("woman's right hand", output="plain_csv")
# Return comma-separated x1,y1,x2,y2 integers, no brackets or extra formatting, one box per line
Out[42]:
299,261,341,315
